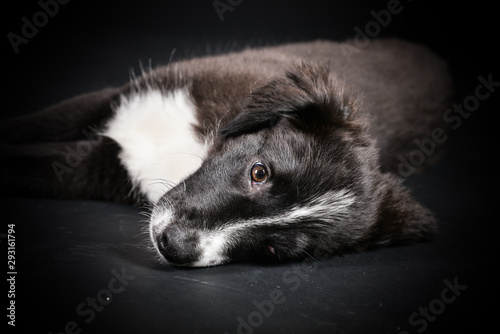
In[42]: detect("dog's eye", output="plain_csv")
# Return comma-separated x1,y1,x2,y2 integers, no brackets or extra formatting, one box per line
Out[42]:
251,162,268,184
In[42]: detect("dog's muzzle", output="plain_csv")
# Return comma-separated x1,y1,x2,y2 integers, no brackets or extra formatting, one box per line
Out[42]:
155,224,201,265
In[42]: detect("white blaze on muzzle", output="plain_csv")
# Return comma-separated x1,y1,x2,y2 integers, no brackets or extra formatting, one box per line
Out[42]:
150,189,356,266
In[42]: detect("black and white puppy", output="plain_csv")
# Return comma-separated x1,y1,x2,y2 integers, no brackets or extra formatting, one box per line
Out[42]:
1,39,452,266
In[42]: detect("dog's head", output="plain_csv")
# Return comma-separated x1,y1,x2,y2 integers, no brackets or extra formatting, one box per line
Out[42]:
149,62,436,266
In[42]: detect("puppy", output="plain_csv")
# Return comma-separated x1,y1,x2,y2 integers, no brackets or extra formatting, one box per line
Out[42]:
0,39,452,266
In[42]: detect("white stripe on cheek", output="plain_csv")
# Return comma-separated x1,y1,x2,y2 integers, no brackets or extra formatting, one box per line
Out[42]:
151,189,356,266
287,189,355,221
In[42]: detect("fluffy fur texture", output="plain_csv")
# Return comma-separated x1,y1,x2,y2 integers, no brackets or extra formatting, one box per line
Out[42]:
0,39,452,266
104,89,207,203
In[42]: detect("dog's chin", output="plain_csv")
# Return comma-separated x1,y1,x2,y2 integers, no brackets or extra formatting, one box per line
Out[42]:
151,242,231,268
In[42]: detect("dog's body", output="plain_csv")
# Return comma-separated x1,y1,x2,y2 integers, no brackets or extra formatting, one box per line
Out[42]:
1,39,452,266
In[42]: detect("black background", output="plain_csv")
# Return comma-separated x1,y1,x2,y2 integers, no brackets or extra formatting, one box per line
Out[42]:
3,1,499,333
4,0,499,115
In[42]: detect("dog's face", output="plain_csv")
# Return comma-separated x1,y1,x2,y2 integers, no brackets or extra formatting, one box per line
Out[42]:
149,63,436,266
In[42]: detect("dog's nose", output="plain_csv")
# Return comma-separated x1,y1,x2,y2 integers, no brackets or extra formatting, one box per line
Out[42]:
156,225,199,265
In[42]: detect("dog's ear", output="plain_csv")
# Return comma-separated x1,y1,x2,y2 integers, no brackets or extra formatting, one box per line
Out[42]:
220,62,364,138
366,174,438,246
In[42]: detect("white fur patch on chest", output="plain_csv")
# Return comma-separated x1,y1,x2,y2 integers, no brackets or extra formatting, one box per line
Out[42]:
103,89,206,203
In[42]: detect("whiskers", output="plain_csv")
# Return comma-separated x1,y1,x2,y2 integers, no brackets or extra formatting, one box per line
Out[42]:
136,200,171,265
300,249,325,266
148,177,177,195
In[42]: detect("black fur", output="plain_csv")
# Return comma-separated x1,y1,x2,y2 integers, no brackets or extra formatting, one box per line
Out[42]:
0,39,452,266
